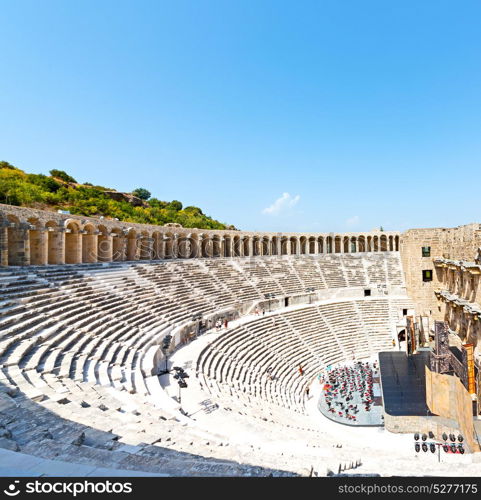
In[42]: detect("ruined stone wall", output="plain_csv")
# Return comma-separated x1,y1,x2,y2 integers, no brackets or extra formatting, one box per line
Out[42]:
425,367,479,452
400,224,481,320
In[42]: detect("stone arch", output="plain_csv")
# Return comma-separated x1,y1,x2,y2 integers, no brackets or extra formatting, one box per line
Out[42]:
395,235,400,251
28,217,47,265
300,236,307,255
65,220,82,264
326,236,333,254
317,236,324,254
223,235,232,257
212,235,221,257
202,235,213,258
188,233,199,258
111,228,126,261
367,235,372,252
334,236,342,253
308,237,316,254
280,236,289,255
343,236,350,253
290,237,298,255
358,235,366,252
380,234,388,251
388,235,394,251
271,236,278,256
252,236,259,256
82,223,98,263
242,237,250,257
261,237,270,256
373,236,379,252
177,233,191,259
350,236,357,253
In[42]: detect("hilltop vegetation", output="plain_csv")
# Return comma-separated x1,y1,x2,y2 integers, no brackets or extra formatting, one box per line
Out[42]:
0,161,235,230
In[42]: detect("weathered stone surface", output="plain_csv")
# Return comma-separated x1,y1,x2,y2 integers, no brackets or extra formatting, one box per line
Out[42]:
0,437,19,452
71,432,85,446
0,427,12,439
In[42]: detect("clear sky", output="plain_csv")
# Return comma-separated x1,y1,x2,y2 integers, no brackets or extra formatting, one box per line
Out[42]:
1,0,481,233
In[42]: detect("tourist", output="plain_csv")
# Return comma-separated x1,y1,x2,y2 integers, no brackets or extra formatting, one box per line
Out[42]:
298,364,304,376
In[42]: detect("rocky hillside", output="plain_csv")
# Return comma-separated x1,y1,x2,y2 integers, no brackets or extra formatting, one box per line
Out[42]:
0,161,235,230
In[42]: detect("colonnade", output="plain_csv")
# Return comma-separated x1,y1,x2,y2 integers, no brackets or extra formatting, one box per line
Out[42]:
0,209,400,266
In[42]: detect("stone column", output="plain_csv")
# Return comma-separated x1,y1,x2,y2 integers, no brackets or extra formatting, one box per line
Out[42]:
247,238,253,257
219,237,225,257
134,236,142,260
82,231,98,263
98,232,113,262
156,234,165,259
141,237,154,260
39,229,48,265
197,235,203,258
237,238,244,257
126,236,137,260
0,225,8,266
119,235,127,261
75,232,83,264
172,234,179,259
30,228,48,265
48,228,65,265
9,224,31,266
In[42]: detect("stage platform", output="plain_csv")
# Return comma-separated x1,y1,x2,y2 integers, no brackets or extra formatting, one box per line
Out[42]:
378,351,431,417
317,359,384,427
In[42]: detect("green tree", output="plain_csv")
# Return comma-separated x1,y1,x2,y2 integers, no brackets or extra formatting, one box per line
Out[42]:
0,161,18,170
132,188,151,200
49,169,77,183
167,200,182,211
0,163,231,230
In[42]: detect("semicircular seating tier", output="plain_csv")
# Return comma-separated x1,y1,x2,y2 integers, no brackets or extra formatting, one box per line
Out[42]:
0,253,417,476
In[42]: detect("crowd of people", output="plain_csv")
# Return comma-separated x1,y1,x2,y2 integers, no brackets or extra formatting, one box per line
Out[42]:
319,361,377,423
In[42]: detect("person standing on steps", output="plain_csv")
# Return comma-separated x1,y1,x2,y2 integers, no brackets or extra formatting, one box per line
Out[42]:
298,364,304,376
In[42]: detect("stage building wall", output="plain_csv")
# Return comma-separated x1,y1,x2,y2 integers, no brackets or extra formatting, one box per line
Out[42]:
425,367,479,453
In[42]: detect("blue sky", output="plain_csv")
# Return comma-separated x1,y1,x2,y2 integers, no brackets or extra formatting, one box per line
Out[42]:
1,1,481,232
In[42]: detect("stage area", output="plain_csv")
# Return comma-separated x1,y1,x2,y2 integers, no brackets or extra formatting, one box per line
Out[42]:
317,359,384,426
378,351,431,417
